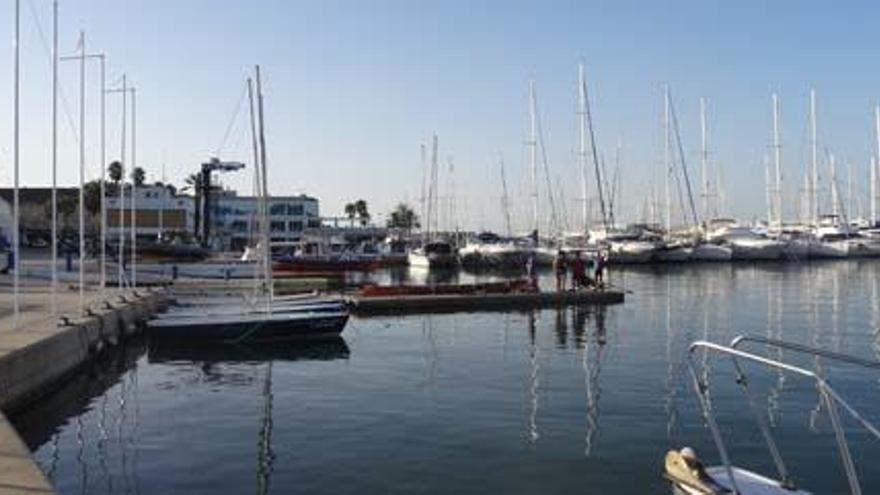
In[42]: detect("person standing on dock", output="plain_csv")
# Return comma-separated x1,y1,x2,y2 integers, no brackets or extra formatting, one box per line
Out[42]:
572,252,586,290
525,252,538,291
595,251,607,288
553,250,567,292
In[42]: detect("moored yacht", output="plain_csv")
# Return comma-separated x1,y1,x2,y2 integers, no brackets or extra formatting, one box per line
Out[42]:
408,240,458,269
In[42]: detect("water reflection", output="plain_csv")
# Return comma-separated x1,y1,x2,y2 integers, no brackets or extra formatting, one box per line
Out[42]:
525,312,540,445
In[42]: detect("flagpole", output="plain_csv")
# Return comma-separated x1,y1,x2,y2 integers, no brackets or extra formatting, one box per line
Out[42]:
77,31,86,314
12,0,21,328
50,0,58,316
130,87,137,289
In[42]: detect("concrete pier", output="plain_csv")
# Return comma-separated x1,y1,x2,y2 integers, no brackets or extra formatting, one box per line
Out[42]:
0,280,169,494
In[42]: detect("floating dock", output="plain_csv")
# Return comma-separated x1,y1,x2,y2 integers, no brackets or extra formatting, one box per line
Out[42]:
348,289,625,316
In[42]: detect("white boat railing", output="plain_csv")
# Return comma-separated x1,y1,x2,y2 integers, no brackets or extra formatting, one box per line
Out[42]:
686,338,880,495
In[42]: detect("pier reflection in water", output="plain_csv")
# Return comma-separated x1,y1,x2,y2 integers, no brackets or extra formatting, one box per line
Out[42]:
11,261,880,494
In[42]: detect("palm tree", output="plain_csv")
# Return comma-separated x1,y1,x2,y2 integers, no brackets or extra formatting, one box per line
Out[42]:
354,199,370,227
387,203,419,233
131,166,146,187
344,202,357,227
108,161,123,195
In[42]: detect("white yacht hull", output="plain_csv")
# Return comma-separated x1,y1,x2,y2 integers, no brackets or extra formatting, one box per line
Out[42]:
730,239,783,260
690,243,733,261
655,246,692,262
607,241,656,264
672,466,812,495
808,240,850,259
407,252,458,269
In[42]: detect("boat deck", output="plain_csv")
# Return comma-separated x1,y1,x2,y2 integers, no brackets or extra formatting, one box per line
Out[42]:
348,289,625,316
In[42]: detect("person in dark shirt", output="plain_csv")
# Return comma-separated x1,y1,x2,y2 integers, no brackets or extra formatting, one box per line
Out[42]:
553,250,567,292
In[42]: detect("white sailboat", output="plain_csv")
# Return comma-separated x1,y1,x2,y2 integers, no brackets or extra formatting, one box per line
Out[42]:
408,135,458,269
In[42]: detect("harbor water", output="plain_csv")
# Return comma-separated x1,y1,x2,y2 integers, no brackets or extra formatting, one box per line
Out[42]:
12,261,880,494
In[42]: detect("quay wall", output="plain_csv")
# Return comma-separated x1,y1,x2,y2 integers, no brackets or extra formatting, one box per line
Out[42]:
0,289,170,494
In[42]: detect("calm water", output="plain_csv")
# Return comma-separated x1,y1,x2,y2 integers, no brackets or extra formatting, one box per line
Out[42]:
12,261,880,494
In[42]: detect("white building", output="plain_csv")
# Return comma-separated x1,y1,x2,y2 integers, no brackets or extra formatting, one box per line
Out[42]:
106,184,194,241
105,185,321,251
213,192,320,251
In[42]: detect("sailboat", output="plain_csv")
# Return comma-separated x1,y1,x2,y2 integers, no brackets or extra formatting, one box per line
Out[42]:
408,135,458,269
147,67,348,342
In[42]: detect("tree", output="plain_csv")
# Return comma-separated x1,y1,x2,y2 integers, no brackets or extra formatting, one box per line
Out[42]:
83,180,103,217
108,161,123,195
57,194,77,230
108,161,123,183
344,202,357,227
354,199,370,227
387,203,419,232
131,166,146,187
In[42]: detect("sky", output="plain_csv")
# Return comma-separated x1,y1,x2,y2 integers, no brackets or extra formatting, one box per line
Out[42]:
1,0,880,233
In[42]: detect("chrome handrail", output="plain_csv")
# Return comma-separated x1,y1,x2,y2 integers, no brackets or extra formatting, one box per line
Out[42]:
686,340,869,495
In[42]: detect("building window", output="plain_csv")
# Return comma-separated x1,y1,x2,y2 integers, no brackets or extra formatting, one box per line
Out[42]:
230,220,248,232
288,204,304,216
289,221,303,232
308,219,320,228
270,204,286,215
270,221,286,232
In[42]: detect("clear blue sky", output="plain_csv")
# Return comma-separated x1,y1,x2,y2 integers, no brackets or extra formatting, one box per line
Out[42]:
1,0,880,232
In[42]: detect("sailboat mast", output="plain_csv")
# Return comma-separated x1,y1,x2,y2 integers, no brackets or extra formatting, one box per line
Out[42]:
772,93,783,228
700,97,709,222
830,152,838,217
664,85,672,232
499,153,512,237
871,156,877,226
255,65,273,304
528,78,539,236
874,104,880,226
810,89,819,226
577,63,589,234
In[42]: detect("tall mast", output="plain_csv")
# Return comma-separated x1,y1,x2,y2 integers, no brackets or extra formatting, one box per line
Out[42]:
583,68,609,231
874,104,880,226
829,152,838,218
664,85,672,232
772,93,783,228
577,63,589,234
50,0,58,315
255,65,273,304
528,78,539,236
499,153,512,237
765,155,772,226
871,156,877,226
810,88,819,225
246,77,261,298
419,144,427,233
700,97,709,222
